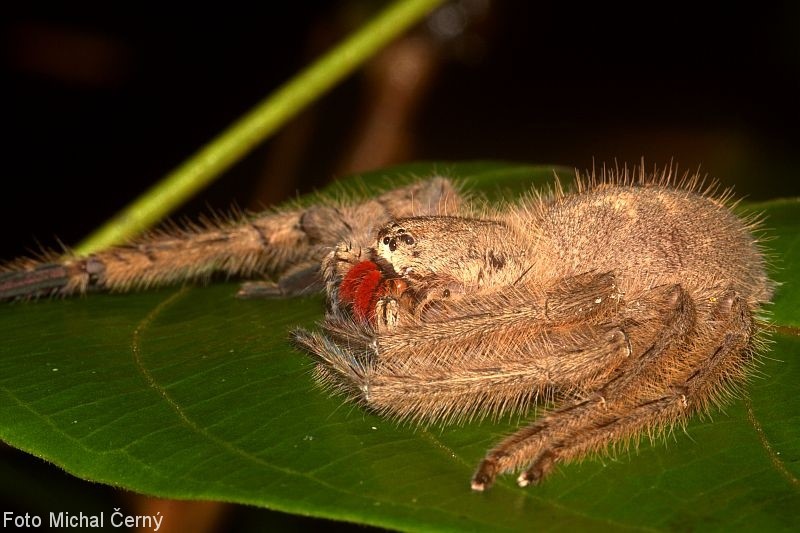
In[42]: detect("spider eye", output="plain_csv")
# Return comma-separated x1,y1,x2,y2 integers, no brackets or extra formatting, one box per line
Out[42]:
382,237,391,245
443,289,450,298
401,234,415,245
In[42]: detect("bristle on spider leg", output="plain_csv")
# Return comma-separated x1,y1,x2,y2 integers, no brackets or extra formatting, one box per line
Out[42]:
291,328,376,400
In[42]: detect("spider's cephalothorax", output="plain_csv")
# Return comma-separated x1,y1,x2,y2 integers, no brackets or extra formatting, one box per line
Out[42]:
1,167,773,490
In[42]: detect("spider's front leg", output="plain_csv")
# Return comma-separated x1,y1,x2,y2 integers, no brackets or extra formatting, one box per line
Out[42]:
245,177,460,299
472,284,756,491
295,269,632,423
0,178,459,300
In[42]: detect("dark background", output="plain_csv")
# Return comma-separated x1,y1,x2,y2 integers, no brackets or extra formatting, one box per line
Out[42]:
3,2,799,262
2,1,799,531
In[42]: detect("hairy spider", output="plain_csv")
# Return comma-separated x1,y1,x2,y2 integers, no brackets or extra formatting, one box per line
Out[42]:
0,166,773,490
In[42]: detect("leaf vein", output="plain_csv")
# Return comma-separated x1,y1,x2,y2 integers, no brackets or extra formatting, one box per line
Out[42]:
744,395,800,491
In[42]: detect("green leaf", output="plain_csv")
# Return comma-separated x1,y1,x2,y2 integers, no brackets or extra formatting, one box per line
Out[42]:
1,162,798,531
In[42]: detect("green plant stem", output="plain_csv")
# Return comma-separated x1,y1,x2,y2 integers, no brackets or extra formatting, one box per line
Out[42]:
75,0,445,255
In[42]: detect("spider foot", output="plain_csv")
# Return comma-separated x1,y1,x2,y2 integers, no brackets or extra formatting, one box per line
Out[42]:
517,450,557,487
470,458,498,492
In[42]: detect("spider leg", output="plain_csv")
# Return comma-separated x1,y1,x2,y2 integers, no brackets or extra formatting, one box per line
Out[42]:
294,271,629,423
1,178,459,300
471,284,694,489
472,286,755,491
236,261,323,298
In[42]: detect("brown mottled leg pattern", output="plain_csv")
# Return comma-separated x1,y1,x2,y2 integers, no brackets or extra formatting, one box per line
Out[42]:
472,286,754,490
298,271,630,425
0,178,460,300
298,269,756,490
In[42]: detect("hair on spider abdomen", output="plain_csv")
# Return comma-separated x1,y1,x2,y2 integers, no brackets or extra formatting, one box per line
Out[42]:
294,165,774,491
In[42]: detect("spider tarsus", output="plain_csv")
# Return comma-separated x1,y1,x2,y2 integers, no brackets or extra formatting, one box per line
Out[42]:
521,450,556,487
470,480,486,492
471,460,498,492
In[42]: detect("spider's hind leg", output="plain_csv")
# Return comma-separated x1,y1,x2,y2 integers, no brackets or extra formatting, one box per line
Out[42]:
472,285,756,491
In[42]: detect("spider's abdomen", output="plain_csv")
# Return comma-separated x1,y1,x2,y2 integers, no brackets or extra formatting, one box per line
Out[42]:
527,185,772,306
